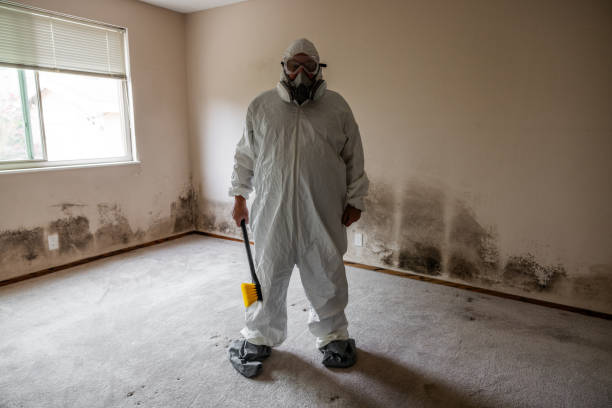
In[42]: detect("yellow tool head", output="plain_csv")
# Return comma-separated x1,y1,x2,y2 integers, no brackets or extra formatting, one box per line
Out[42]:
241,282,259,307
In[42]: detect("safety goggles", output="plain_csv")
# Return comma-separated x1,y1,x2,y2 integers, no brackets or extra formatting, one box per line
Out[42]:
282,55,320,75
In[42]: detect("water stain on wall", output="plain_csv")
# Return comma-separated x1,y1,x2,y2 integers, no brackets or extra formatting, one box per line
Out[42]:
0,228,45,263
49,216,94,255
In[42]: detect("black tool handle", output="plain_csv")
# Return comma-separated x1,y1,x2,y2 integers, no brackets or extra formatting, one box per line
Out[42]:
240,219,262,299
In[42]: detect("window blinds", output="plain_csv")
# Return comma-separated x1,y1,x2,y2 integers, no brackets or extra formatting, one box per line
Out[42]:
0,1,127,79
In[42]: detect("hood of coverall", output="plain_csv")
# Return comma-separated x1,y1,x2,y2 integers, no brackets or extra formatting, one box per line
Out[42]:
276,38,327,105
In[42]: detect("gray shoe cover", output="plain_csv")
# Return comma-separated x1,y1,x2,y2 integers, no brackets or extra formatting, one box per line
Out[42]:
319,338,357,368
228,339,271,378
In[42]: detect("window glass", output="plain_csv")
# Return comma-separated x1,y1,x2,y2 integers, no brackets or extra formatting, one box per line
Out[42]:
39,71,127,161
0,67,28,161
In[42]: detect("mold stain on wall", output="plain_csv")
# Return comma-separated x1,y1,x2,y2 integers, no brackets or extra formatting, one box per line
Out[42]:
502,253,567,292
395,182,445,276
346,178,602,304
172,187,197,233
197,199,234,236
0,228,45,263
570,264,612,305
95,203,145,248
447,200,500,285
358,182,396,264
0,190,198,280
49,216,94,255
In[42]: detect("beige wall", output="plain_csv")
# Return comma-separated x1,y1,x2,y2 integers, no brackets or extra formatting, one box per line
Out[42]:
186,0,612,313
0,0,193,281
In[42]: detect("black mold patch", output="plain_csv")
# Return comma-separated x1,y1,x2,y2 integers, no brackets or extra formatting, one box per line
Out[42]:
395,182,445,276
52,203,87,213
95,204,138,248
172,188,196,233
447,200,499,282
0,228,45,263
398,243,442,276
448,253,478,280
571,264,612,304
197,199,239,237
502,253,567,292
199,212,217,232
49,216,93,254
360,182,396,263
361,181,445,275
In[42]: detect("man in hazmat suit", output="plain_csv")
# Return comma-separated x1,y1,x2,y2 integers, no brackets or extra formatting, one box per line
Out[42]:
227,38,369,378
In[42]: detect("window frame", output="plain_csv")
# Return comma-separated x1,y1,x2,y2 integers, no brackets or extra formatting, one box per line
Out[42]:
0,1,137,173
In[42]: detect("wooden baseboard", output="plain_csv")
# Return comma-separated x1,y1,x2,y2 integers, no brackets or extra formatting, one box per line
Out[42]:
1,229,610,321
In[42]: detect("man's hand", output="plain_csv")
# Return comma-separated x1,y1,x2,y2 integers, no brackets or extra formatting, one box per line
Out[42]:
342,205,361,227
232,196,249,227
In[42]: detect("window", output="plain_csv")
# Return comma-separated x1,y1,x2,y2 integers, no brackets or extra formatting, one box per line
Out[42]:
0,1,135,171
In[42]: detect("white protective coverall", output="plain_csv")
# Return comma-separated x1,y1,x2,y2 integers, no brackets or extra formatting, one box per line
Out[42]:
229,38,369,349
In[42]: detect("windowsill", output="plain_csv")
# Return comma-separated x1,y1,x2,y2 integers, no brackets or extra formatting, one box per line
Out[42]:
0,160,141,175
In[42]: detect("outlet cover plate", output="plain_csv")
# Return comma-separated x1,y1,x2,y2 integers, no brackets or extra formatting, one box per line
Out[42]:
48,233,59,251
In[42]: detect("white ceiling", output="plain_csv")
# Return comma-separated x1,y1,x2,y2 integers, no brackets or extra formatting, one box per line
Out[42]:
138,0,248,13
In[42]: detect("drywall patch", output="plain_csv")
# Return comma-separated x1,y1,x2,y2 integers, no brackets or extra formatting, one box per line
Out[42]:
502,253,567,292
0,228,45,263
49,216,94,254
95,204,142,248
172,188,196,233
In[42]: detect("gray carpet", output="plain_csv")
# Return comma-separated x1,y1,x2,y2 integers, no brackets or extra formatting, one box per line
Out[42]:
1,235,611,408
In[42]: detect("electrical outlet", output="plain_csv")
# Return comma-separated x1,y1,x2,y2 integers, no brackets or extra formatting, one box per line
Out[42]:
48,233,59,251
354,232,363,247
